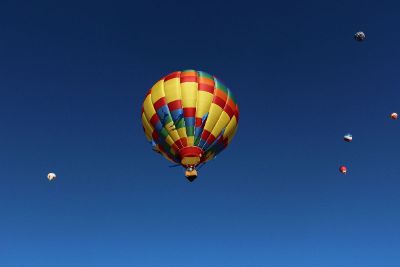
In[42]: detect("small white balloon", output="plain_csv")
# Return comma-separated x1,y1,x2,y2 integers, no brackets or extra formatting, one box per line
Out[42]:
354,31,366,41
47,173,56,181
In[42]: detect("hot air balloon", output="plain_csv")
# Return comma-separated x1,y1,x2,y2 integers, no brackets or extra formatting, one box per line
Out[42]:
141,70,239,181
390,112,398,120
339,166,347,174
354,31,366,41
47,172,56,181
344,133,352,142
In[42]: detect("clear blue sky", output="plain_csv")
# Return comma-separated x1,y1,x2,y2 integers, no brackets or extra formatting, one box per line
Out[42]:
1,0,399,266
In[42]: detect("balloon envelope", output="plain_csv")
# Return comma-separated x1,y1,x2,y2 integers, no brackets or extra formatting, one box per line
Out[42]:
141,70,239,177
47,173,56,181
344,134,353,142
339,166,347,174
354,31,366,41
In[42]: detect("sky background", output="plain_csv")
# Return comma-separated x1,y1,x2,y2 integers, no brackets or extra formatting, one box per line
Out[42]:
0,0,399,266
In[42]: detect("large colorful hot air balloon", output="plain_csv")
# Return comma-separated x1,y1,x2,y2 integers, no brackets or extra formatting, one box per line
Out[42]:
141,70,239,181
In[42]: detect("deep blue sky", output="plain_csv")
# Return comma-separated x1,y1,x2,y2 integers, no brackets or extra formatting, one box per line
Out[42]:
1,0,399,266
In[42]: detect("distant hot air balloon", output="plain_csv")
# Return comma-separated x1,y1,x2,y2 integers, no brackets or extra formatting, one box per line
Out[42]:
339,166,347,174
354,31,366,41
47,173,56,181
141,70,239,181
344,133,353,142
390,112,398,120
